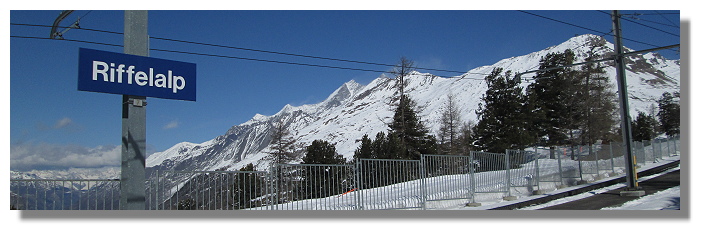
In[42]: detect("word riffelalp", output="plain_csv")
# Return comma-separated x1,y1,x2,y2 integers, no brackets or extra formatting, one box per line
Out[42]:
92,61,186,94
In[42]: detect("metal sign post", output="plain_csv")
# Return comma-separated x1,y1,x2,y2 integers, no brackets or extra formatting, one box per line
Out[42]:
74,10,195,209
120,10,148,210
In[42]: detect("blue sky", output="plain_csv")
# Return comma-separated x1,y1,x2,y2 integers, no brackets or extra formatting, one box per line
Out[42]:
8,7,685,171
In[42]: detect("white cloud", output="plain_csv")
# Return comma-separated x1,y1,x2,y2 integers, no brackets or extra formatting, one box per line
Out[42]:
163,120,179,130
10,143,121,171
53,117,73,129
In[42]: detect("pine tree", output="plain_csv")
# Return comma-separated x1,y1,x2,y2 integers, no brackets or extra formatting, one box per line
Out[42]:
299,140,345,199
230,163,264,209
472,67,533,153
371,131,388,159
632,111,658,141
386,57,437,160
657,92,680,137
457,121,476,155
527,49,578,146
353,134,374,160
265,119,301,165
302,140,345,164
389,94,436,159
437,93,463,155
576,44,618,145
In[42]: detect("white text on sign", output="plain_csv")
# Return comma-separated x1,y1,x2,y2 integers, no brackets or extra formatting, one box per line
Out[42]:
92,60,186,94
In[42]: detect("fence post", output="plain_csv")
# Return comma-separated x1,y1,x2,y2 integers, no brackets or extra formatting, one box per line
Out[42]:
665,137,670,156
503,150,516,201
469,152,478,206
420,155,427,210
534,146,540,192
609,142,616,176
576,145,585,183
675,136,679,153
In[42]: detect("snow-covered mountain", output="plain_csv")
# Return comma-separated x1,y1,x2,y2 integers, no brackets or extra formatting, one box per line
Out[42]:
145,34,679,194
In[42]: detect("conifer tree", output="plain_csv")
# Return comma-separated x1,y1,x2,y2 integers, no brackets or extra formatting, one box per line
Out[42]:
230,163,264,209
302,140,345,164
472,67,533,153
657,92,680,137
576,44,618,145
353,134,374,160
527,49,578,146
387,57,437,160
371,131,389,159
265,119,301,165
299,140,345,199
632,111,658,141
437,93,463,155
389,94,436,159
457,121,476,155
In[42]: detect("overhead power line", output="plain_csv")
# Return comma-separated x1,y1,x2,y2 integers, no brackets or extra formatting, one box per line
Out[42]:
11,34,487,80
596,10,679,37
11,22,478,76
652,10,679,28
517,10,678,52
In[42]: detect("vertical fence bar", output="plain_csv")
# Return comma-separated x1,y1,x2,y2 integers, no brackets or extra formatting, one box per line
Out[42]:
504,150,511,198
420,155,427,210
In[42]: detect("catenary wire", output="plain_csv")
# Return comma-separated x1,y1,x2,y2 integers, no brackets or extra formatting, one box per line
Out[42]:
595,10,679,37
624,15,679,29
518,10,677,52
11,22,483,76
11,34,488,80
652,10,679,28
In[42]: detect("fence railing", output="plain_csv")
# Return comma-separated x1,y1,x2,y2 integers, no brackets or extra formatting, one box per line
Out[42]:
10,136,680,210
10,179,119,210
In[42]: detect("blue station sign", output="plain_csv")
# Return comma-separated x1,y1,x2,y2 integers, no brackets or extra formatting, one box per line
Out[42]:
78,48,197,101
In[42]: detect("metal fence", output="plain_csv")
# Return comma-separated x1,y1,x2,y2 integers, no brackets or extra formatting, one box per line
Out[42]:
11,136,680,210
10,179,119,210
147,170,273,210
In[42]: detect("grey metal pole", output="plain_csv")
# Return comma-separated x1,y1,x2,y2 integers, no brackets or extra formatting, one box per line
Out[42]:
120,10,148,210
611,10,643,195
505,150,511,197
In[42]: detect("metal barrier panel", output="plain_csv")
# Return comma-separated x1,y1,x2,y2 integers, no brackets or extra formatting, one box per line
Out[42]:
531,148,562,190
506,150,534,193
10,179,120,210
595,143,616,176
150,171,272,210
421,155,475,209
643,140,655,163
357,159,423,210
273,164,357,210
469,151,508,199
554,146,581,186
609,142,627,171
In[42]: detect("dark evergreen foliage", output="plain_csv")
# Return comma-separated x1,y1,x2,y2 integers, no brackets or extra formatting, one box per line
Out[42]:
472,67,533,153
388,94,437,159
302,140,345,164
632,111,658,141
657,92,680,137
297,140,348,200
229,163,266,209
526,49,578,145
576,46,618,145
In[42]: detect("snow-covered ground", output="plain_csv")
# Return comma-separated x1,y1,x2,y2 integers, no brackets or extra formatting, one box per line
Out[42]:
518,166,681,210
602,186,680,210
